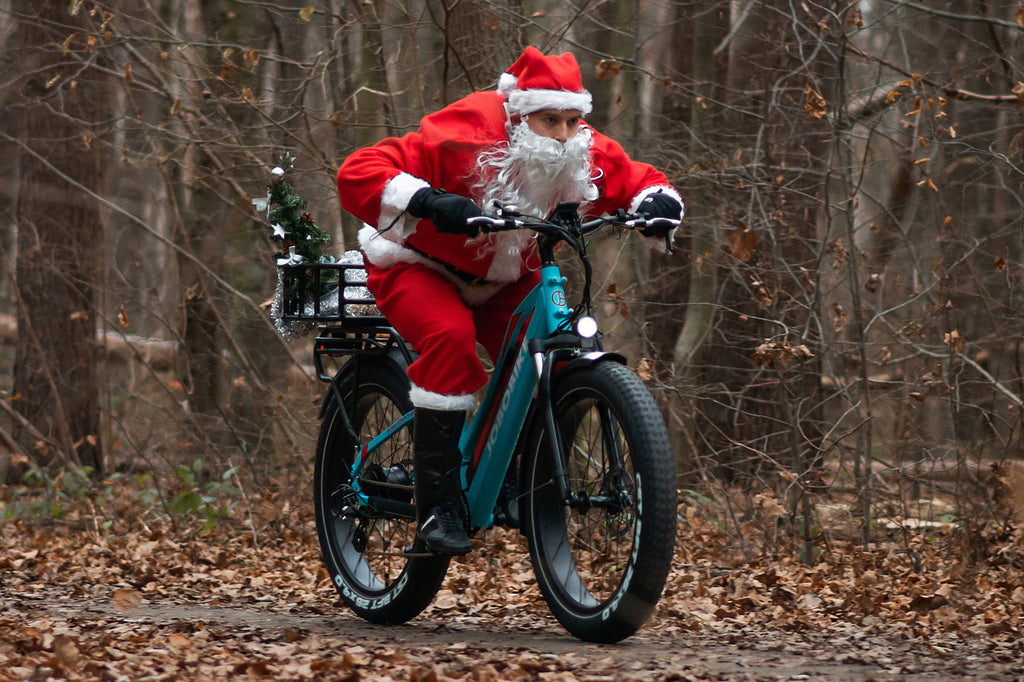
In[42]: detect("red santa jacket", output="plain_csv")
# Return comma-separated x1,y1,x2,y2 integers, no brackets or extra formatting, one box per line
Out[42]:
337,91,680,287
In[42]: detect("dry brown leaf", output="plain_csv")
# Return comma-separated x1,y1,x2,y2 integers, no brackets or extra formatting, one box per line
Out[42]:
594,59,620,81
909,591,948,611
168,633,191,648
1013,81,1024,106
728,228,756,262
52,634,80,666
636,358,653,382
804,84,827,119
433,590,458,609
112,588,143,612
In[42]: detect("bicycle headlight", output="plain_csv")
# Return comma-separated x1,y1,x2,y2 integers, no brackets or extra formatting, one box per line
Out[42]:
576,316,598,339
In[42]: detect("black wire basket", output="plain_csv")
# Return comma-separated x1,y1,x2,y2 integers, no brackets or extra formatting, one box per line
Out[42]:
276,259,383,324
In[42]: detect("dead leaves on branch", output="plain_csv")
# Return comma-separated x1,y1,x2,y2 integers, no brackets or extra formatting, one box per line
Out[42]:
752,339,814,370
804,84,827,119
594,58,620,81
727,227,757,263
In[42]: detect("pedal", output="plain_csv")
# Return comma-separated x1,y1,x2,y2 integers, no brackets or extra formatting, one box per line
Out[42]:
402,541,440,558
401,549,438,558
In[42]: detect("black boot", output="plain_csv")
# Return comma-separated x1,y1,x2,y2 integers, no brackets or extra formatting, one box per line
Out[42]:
413,408,472,555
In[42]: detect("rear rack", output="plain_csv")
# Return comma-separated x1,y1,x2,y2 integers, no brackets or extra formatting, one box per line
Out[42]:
312,325,414,382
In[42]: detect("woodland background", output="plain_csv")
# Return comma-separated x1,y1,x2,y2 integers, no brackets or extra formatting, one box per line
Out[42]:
1,0,1024,565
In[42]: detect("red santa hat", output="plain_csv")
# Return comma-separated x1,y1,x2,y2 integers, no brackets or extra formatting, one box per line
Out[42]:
497,46,593,116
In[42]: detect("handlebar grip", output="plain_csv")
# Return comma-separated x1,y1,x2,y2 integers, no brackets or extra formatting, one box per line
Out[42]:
645,217,680,230
622,217,679,230
467,215,520,233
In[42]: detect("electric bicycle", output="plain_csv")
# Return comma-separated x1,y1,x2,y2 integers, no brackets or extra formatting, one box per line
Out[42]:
280,202,678,643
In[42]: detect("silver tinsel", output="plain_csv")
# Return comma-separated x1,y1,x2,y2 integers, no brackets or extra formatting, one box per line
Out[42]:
271,250,380,340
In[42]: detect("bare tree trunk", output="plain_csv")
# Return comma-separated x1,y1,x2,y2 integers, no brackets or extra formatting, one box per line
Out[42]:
440,0,515,102
10,0,106,472
664,0,724,477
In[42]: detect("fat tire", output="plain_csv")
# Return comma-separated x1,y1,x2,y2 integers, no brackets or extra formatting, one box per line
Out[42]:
314,361,449,624
522,361,676,642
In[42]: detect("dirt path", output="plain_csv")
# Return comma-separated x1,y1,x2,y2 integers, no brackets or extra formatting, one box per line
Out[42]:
3,494,1022,680
4,586,1020,681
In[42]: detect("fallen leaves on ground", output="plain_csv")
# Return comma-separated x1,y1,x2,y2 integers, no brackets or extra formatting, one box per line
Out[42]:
1,477,1023,680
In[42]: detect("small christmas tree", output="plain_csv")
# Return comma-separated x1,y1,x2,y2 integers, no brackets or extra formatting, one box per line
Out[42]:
255,153,337,338
263,153,332,266
254,154,334,309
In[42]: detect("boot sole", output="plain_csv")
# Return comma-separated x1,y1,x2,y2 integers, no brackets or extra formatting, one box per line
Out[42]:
421,535,472,556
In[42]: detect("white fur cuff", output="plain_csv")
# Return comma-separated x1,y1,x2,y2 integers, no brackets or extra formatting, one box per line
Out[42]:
630,186,683,255
379,173,430,239
628,185,684,217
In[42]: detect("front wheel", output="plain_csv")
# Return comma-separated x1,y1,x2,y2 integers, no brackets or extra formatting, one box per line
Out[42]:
313,360,449,624
522,361,677,643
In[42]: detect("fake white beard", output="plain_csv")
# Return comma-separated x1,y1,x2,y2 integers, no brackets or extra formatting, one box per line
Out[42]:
473,121,599,281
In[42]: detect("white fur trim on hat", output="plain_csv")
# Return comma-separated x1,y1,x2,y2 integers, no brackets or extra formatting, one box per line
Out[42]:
409,384,478,411
504,88,593,116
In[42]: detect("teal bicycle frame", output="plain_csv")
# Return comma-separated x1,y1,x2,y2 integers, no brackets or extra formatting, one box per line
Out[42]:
345,262,574,528
460,263,572,526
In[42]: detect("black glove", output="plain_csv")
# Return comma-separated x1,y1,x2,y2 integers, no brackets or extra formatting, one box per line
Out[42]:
636,192,681,237
407,188,482,236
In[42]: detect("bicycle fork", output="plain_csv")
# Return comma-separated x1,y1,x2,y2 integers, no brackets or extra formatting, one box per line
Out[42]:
529,337,631,513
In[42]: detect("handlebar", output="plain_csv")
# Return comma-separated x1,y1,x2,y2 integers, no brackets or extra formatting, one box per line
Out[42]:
466,208,679,237
467,204,678,257
464,202,679,332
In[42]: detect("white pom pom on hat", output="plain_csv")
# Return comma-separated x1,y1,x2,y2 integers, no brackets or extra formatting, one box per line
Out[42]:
497,46,593,116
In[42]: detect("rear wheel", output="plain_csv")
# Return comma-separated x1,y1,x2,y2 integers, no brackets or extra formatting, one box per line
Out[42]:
313,361,449,624
522,361,676,642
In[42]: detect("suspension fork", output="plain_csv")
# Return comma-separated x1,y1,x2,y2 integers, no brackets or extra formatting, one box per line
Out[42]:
531,339,632,507
530,339,582,505
596,402,629,497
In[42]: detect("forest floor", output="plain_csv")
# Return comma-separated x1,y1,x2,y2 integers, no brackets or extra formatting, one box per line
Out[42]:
2,475,1023,681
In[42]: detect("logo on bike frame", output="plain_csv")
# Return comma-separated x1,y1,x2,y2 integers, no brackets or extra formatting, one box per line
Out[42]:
551,290,566,308
470,309,534,472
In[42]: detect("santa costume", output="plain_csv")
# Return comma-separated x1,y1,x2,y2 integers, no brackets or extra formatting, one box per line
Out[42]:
337,46,683,410
336,46,682,554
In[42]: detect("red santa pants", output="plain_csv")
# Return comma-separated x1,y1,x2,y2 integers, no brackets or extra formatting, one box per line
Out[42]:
365,261,541,409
